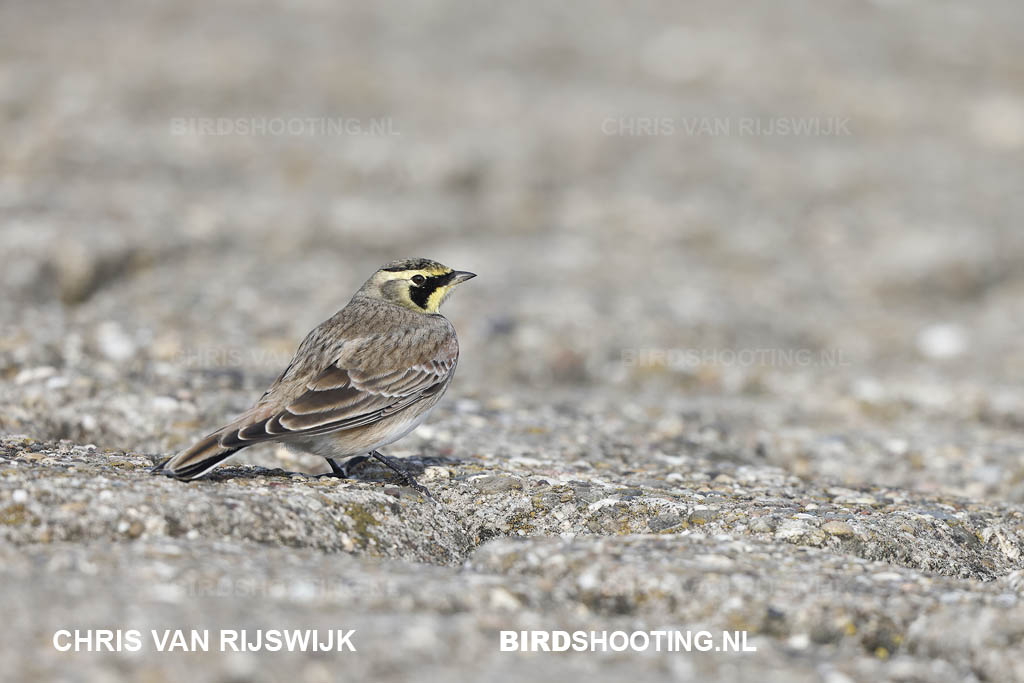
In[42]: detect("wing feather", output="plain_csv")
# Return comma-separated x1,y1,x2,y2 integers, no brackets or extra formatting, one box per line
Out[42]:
216,349,457,447
287,383,365,415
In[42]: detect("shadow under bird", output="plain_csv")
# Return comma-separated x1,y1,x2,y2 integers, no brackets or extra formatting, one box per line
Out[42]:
153,258,476,499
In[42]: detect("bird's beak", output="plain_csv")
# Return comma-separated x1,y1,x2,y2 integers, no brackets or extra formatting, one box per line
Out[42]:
450,271,477,285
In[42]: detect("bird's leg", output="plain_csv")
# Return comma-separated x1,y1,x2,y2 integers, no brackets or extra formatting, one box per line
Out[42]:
370,450,436,502
319,455,370,479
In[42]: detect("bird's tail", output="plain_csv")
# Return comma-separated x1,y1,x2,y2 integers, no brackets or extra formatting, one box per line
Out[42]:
151,431,243,480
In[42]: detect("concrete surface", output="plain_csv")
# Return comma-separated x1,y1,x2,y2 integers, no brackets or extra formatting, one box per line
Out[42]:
2,1,1023,681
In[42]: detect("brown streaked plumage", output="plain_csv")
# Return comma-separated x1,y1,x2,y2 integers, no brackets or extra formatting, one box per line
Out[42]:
153,259,475,494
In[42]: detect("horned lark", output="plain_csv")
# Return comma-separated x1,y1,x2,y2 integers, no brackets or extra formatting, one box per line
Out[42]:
153,258,475,498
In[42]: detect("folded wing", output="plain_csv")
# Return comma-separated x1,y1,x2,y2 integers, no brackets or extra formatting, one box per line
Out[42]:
217,355,456,447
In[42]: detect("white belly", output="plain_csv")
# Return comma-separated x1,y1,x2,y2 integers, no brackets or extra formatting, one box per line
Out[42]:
283,403,440,460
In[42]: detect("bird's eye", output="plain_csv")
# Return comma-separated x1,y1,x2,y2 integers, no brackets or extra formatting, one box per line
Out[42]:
412,274,426,286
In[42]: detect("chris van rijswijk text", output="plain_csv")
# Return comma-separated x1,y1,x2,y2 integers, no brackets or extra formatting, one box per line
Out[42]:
53,629,356,652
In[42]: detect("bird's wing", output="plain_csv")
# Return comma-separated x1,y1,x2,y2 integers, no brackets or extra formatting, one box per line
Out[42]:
216,347,457,447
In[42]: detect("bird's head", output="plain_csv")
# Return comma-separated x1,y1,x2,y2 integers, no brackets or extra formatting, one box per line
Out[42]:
359,258,476,314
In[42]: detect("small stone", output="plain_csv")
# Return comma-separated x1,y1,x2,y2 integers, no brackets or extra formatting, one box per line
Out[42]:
472,474,523,494
822,521,855,537
96,321,136,361
823,671,856,683
420,466,453,483
916,323,967,360
787,633,810,650
648,513,683,532
488,587,521,610
151,396,180,413
688,508,718,525
885,439,909,456
14,367,57,385
776,519,826,546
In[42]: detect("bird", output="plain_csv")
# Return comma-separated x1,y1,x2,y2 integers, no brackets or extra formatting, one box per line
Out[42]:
152,258,476,499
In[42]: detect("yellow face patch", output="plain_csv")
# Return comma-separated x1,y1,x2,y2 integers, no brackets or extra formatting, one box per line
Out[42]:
423,279,454,313
374,267,455,313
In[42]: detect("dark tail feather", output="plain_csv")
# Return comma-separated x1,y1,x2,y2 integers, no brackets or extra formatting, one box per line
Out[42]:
152,432,243,480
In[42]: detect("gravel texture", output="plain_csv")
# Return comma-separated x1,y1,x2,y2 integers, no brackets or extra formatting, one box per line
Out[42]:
3,0,1024,681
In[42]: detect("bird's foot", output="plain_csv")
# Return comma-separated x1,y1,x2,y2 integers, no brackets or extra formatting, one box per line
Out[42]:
370,450,437,503
317,455,370,479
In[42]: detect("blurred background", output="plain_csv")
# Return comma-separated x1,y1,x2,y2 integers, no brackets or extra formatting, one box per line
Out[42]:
2,0,1023,497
